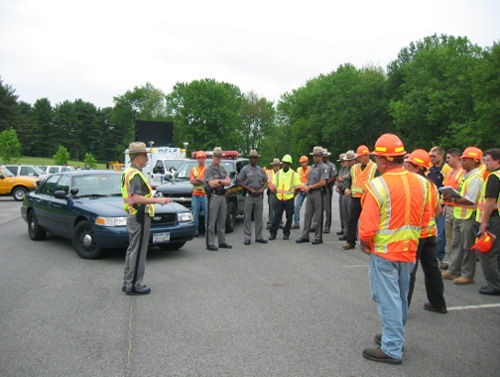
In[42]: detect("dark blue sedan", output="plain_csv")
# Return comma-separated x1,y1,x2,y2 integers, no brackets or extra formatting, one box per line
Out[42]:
21,170,196,259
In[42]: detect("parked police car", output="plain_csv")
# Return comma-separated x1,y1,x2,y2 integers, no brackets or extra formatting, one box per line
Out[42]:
156,151,248,233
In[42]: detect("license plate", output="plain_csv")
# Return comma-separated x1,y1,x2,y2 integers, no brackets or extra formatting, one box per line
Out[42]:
153,232,170,244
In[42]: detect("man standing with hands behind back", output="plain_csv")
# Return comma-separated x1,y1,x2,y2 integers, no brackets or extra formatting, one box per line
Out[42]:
122,142,171,296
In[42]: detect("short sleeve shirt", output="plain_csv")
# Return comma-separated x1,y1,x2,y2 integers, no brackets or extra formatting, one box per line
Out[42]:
307,161,329,185
129,164,149,196
325,161,337,180
204,163,229,183
238,164,267,190
462,167,483,203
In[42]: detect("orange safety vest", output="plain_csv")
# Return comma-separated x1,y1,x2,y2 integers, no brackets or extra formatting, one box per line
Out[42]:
443,166,465,205
479,163,490,181
297,166,310,191
351,161,377,198
121,167,155,216
475,170,500,223
190,165,206,196
359,168,430,262
420,180,439,238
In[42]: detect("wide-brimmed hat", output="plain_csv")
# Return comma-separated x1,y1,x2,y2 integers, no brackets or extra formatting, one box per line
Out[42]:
248,150,260,158
323,148,331,157
344,150,357,161
124,142,150,154
270,158,282,166
213,147,223,157
310,146,324,156
337,153,346,162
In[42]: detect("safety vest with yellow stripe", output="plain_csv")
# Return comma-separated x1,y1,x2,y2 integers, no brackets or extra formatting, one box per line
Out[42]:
297,166,309,192
351,161,377,198
475,170,500,223
270,169,303,201
453,170,484,220
191,165,206,196
363,170,429,261
121,167,155,216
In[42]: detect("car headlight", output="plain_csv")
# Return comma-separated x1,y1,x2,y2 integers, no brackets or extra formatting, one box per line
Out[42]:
95,216,127,227
177,212,193,222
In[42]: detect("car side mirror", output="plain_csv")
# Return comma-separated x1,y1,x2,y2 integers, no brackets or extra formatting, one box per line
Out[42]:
163,172,173,181
54,190,69,199
70,187,79,195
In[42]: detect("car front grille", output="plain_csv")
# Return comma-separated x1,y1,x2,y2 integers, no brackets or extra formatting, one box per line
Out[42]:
151,213,176,226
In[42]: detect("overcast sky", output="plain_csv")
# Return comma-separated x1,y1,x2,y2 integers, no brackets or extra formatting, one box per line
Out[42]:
1,0,499,109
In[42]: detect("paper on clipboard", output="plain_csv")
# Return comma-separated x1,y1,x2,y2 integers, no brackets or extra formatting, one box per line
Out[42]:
439,186,461,198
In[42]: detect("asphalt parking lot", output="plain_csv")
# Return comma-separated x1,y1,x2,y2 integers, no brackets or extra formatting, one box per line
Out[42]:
1,195,499,377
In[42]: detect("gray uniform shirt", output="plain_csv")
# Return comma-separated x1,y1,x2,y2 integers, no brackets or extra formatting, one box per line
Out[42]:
307,161,329,185
204,163,229,183
324,161,337,181
238,165,267,191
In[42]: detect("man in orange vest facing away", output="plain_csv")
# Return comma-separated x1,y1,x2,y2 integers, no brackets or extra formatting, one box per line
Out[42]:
292,155,310,229
343,145,378,250
190,151,208,236
359,134,431,364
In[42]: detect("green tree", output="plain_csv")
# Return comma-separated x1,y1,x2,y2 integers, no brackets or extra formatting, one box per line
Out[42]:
0,128,21,164
83,153,97,169
53,146,70,165
166,79,244,151
30,98,54,157
0,78,23,133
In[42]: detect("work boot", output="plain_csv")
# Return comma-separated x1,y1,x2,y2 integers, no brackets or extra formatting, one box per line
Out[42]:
362,347,402,364
453,276,474,285
442,271,459,280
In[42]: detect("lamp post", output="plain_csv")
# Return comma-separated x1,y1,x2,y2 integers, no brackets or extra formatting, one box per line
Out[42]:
183,142,189,158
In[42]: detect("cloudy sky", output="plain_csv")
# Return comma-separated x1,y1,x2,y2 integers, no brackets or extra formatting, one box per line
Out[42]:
0,0,499,109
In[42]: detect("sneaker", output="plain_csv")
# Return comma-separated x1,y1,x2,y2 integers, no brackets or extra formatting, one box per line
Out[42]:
362,347,402,364
453,276,474,285
442,271,459,280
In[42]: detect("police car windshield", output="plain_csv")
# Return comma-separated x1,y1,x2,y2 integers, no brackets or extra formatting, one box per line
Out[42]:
173,160,234,180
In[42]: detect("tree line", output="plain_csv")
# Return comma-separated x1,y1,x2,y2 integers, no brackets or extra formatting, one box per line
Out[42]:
0,34,498,167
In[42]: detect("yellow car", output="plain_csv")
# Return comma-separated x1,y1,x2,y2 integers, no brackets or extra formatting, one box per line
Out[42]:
0,166,39,201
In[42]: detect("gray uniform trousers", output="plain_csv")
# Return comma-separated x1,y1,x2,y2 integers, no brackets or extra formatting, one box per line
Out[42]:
124,213,151,290
244,195,264,241
478,216,500,291
341,195,351,235
301,189,324,241
312,186,332,231
207,194,227,246
448,215,478,279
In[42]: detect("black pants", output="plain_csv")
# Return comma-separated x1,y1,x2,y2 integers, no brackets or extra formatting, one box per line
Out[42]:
346,197,362,245
408,236,446,308
270,198,294,237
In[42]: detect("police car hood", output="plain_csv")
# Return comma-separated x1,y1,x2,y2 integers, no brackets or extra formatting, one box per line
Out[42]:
74,196,188,215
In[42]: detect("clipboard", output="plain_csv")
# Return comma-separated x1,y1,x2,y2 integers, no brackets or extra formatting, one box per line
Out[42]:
439,186,461,198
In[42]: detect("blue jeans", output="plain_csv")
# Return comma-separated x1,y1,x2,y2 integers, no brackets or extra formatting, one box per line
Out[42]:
436,214,446,260
369,253,415,360
191,195,207,235
293,191,306,226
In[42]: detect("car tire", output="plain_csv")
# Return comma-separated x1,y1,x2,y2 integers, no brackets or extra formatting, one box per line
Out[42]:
12,186,27,201
72,220,102,259
28,210,46,241
225,200,236,233
159,241,186,251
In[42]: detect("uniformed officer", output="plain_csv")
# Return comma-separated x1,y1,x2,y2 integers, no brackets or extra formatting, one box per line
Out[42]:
296,146,329,244
319,148,337,233
238,150,268,245
204,147,233,251
121,142,171,295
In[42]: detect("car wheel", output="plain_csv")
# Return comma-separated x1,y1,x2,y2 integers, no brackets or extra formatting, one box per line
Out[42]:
225,200,236,233
72,220,102,259
28,210,46,240
159,241,186,251
12,186,27,201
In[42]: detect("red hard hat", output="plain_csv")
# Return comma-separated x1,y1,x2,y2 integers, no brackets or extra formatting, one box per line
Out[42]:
407,149,432,170
356,145,370,156
371,134,406,157
299,155,309,163
459,147,483,161
470,231,496,253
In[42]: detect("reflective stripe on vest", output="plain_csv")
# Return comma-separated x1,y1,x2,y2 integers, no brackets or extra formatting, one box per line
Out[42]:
453,171,483,220
191,166,206,195
420,180,438,238
365,171,428,255
297,166,309,191
351,161,377,198
272,170,297,201
476,170,500,222
121,167,155,216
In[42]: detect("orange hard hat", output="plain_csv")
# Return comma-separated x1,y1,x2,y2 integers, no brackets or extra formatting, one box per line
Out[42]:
407,149,432,170
371,134,406,157
459,147,483,161
299,155,309,163
470,231,496,253
196,151,207,159
356,145,370,156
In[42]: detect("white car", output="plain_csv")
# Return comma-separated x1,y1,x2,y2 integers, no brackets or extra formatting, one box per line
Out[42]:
40,165,76,174
5,165,49,180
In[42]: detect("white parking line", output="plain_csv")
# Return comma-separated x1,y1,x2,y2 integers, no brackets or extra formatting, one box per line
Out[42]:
447,303,500,311
345,264,369,268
